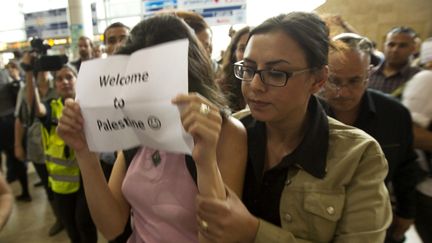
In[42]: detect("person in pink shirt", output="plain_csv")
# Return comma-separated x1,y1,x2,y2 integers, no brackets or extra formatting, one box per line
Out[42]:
56,14,247,243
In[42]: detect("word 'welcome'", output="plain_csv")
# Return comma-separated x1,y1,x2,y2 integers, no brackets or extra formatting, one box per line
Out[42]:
99,72,149,87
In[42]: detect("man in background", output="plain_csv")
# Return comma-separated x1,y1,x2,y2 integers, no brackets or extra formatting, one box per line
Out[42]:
103,22,130,56
368,27,421,98
71,36,94,71
319,33,419,243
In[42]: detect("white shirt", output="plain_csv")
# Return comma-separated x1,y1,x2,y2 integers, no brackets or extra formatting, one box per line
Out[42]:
402,70,432,196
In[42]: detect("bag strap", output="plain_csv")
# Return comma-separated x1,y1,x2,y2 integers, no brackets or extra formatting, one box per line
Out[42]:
123,147,139,169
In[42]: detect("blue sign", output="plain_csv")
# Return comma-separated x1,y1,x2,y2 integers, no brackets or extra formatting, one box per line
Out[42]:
24,8,70,39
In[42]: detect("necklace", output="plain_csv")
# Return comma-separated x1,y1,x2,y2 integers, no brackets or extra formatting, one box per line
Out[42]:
151,150,161,167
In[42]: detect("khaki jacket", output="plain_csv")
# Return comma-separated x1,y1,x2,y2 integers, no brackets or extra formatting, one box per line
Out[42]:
253,117,392,243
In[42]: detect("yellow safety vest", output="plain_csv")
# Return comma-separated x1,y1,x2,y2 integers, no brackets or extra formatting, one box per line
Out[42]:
42,98,80,194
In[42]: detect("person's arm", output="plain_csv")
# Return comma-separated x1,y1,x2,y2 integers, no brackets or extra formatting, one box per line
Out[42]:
75,150,130,239
172,93,228,199
14,118,26,161
412,124,432,152
25,71,47,118
22,52,47,118
216,116,247,197
332,140,392,242
389,112,418,240
172,93,247,243
56,99,130,240
0,172,13,231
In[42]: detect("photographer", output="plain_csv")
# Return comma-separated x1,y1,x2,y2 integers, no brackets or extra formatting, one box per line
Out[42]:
14,55,63,234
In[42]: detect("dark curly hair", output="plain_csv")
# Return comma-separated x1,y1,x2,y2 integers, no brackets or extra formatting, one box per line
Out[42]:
218,26,250,112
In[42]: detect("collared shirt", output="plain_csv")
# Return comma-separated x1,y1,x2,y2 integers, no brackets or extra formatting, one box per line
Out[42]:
403,70,432,128
368,61,421,97
241,96,328,226
321,89,419,218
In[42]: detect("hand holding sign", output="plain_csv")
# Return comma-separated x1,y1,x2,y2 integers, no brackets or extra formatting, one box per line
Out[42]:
56,99,88,153
172,93,222,166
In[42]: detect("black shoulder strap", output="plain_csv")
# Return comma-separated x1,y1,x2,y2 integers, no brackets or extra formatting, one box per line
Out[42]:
122,148,197,184
185,155,197,185
123,147,139,169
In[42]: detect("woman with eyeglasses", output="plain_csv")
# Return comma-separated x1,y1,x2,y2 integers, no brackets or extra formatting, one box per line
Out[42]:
195,12,392,242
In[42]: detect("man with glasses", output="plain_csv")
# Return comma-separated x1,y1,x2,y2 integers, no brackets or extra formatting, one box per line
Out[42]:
368,27,421,98
319,33,419,243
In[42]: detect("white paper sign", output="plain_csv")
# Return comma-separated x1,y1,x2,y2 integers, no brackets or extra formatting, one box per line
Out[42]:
75,39,194,154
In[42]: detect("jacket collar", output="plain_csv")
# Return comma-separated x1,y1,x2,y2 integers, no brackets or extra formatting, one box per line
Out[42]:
244,96,329,180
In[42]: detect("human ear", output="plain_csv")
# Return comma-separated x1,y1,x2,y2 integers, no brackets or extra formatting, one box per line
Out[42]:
310,65,328,94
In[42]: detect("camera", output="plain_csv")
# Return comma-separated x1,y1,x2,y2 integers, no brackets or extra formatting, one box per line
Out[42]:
29,38,68,71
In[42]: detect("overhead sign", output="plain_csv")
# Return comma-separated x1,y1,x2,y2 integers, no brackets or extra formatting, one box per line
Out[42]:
179,0,246,25
143,0,178,17
142,0,247,25
76,39,193,154
24,8,70,39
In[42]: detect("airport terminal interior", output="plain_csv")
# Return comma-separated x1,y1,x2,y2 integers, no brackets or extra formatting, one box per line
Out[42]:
0,0,431,242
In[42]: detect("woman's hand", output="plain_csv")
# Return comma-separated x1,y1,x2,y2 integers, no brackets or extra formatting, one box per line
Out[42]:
171,93,222,166
196,186,259,242
56,98,89,154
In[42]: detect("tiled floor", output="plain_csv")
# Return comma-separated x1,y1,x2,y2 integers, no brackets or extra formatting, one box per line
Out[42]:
0,171,71,243
0,164,425,243
0,166,105,243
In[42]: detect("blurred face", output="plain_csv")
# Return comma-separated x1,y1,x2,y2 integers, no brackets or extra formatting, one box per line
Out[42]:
322,49,370,113
235,33,249,62
196,28,212,57
6,64,20,79
55,67,76,99
241,30,324,123
93,45,104,58
384,33,415,66
37,71,50,83
78,38,92,60
105,27,129,55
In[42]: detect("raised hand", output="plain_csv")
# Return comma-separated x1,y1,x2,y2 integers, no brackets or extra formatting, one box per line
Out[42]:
56,98,88,153
171,92,222,165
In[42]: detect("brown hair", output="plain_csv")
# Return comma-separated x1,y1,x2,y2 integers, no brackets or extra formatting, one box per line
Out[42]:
173,11,210,34
218,26,251,111
117,14,226,112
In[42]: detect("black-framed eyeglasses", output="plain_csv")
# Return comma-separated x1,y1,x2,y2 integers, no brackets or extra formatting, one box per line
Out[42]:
233,61,312,87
